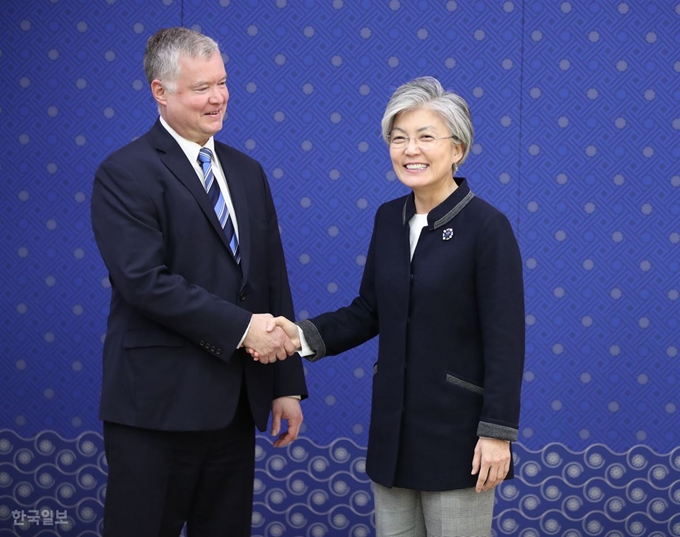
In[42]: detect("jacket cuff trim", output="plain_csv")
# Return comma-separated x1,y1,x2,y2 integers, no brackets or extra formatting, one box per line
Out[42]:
477,421,518,442
296,320,326,361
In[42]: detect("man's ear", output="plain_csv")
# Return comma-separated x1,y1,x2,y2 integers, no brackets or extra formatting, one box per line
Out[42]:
151,80,166,106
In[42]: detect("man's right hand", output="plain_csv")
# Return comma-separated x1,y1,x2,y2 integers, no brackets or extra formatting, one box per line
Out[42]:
242,314,297,364
246,316,300,362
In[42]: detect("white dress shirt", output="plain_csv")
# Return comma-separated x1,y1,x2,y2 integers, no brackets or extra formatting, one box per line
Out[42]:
159,116,240,240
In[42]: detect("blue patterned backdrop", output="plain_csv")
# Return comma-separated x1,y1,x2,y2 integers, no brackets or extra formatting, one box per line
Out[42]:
1,0,679,535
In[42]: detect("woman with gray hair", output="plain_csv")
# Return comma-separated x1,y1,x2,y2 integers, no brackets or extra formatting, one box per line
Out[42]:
258,76,525,536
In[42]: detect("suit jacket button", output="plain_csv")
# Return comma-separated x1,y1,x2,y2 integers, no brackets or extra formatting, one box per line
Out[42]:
200,340,205,347
210,345,216,352
216,348,221,355
239,293,247,301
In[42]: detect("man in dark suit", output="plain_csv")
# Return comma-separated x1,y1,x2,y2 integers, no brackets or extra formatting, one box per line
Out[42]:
90,27,307,537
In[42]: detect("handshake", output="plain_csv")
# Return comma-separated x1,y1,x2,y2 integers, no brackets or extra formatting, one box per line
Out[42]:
242,313,300,364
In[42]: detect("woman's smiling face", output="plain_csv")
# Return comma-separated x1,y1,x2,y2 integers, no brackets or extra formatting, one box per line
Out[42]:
389,107,463,196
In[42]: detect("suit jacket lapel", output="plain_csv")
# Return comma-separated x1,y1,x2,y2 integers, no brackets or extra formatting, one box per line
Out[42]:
149,121,242,266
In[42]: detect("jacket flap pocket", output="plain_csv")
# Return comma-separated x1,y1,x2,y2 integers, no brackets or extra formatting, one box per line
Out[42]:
446,373,484,395
123,329,185,349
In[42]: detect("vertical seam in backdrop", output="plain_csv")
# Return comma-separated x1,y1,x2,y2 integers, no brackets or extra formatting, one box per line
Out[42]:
517,0,527,242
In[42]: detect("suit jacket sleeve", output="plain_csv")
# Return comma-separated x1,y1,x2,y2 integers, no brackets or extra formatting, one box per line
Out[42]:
474,212,525,442
91,157,252,362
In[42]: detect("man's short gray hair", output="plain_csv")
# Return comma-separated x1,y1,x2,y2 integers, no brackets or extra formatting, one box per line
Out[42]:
144,27,220,92
381,76,474,169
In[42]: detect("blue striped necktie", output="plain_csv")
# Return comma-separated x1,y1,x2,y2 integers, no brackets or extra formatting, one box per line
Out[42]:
197,148,240,263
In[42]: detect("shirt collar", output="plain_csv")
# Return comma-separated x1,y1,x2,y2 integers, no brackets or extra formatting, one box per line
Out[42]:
402,177,474,229
159,116,216,165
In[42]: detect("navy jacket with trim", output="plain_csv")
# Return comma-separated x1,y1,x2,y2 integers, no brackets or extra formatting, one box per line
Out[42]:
300,178,524,491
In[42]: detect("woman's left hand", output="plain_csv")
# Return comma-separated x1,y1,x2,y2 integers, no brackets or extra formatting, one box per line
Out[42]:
471,437,511,493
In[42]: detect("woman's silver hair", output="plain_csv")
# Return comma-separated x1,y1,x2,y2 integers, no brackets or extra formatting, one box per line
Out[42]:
381,76,474,169
144,27,220,92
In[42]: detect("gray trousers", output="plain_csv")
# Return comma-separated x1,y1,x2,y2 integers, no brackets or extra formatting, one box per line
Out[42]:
373,482,495,537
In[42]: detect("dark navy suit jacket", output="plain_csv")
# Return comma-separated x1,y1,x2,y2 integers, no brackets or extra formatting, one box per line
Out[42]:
91,119,307,433
300,179,524,491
